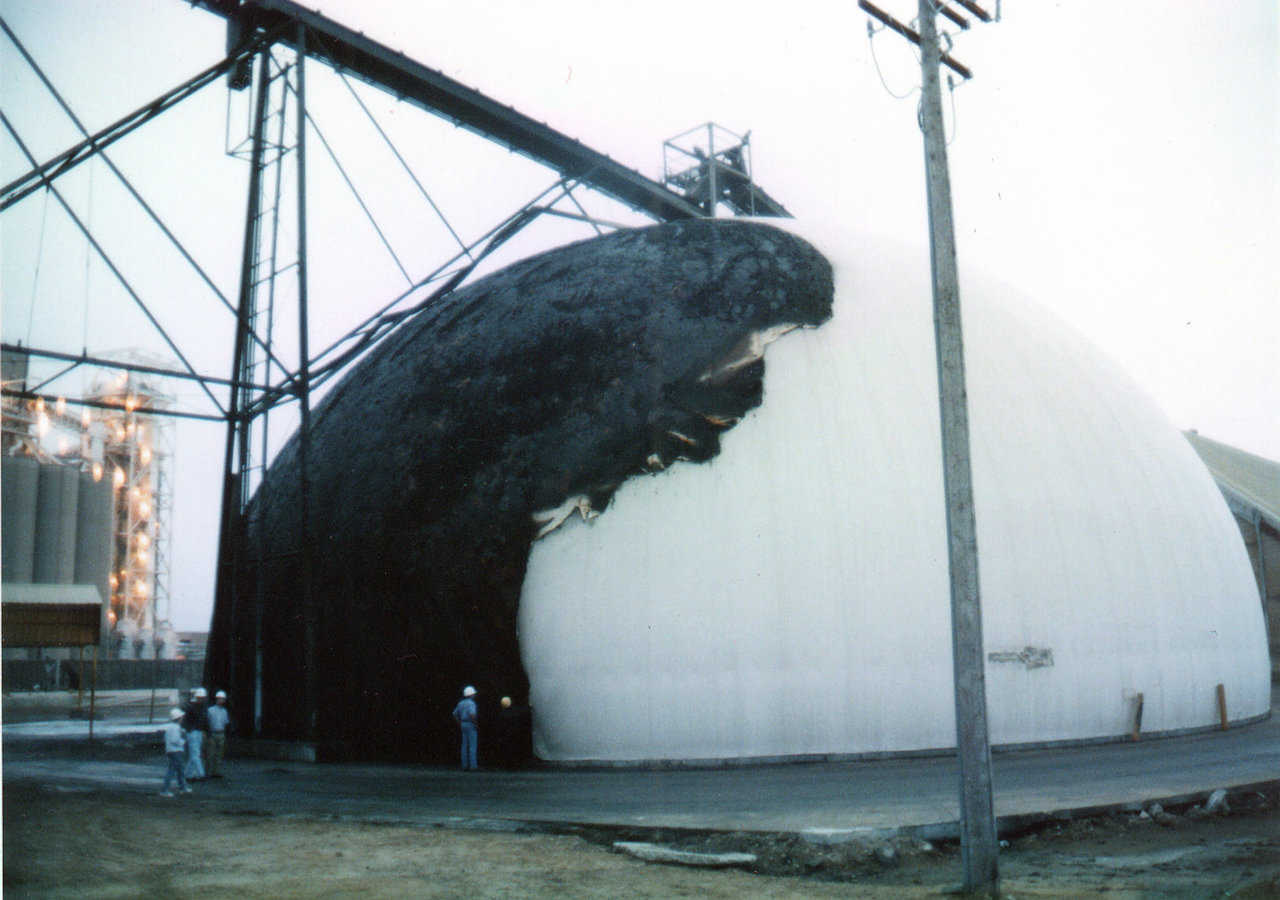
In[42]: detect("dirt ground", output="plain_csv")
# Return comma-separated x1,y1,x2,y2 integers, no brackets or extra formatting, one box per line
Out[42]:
5,780,1278,898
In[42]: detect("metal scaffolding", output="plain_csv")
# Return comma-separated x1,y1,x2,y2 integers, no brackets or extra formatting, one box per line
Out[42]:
89,372,175,655
1,0,790,733
662,123,791,218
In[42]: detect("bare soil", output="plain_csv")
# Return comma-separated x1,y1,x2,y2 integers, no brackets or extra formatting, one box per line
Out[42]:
5,781,1277,898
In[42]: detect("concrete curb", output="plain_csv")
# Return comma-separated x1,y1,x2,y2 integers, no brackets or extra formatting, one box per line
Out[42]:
413,779,1280,848
276,778,1277,854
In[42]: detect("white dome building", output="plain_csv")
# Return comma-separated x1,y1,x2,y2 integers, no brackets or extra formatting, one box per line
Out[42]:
519,222,1270,764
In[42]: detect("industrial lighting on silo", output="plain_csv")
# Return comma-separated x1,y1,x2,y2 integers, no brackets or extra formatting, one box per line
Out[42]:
125,395,138,412
91,462,104,482
115,426,127,442
34,397,45,414
134,581,148,597
109,573,118,590
36,412,50,436
136,549,149,566
81,408,92,428
55,396,66,416
136,533,150,549
107,608,117,625
113,467,125,488
140,445,152,465
138,500,151,518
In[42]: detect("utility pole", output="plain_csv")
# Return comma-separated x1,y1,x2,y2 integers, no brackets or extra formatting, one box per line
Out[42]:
918,1,998,893
858,1,999,893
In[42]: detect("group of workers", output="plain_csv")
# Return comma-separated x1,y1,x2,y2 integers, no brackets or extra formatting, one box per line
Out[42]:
161,683,510,784
160,686,230,797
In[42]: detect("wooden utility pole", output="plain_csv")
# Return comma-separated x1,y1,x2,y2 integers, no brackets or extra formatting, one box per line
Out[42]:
858,1,1000,892
917,1,999,893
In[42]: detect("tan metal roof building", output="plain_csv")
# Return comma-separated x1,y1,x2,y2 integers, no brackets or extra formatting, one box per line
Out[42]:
1186,431,1279,679
2,584,104,648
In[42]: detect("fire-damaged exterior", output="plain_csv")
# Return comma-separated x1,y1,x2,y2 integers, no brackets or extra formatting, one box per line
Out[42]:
204,219,834,761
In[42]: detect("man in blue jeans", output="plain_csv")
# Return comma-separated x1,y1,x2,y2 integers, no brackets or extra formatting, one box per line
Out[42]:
160,707,192,797
183,687,209,780
452,685,479,770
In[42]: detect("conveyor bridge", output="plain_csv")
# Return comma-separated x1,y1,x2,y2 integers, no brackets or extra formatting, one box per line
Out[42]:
191,0,788,223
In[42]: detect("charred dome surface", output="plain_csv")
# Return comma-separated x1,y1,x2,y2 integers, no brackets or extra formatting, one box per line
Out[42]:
208,218,833,762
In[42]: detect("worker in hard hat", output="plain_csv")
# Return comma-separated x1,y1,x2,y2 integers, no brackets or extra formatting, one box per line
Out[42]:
452,685,480,771
160,707,192,797
182,687,209,781
206,690,230,778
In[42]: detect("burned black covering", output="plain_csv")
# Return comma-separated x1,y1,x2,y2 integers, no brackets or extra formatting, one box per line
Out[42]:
206,218,832,762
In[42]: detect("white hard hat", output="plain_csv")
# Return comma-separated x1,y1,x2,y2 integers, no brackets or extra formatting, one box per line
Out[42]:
194,687,208,698
215,690,227,699
169,707,184,720
462,685,477,698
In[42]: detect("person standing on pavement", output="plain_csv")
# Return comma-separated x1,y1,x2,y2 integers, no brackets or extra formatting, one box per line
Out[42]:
452,685,480,771
161,707,192,797
183,687,209,781
206,690,230,778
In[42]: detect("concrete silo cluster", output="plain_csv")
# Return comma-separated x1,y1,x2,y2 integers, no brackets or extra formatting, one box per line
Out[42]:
2,351,178,660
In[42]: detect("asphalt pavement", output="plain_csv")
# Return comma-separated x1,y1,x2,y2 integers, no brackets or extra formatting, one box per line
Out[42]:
5,691,1278,840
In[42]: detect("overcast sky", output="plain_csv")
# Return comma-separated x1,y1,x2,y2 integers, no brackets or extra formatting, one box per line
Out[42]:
2,0,1277,631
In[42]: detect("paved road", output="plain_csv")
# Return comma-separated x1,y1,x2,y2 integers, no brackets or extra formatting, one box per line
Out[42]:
6,697,1277,838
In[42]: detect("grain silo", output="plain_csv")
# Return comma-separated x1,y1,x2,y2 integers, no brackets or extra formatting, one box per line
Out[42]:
33,463,80,585
208,219,1269,763
1,455,40,583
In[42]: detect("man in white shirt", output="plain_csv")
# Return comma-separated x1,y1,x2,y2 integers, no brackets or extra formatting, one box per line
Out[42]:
206,690,231,778
161,707,192,797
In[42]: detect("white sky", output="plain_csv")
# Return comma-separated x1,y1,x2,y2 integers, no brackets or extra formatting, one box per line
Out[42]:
2,0,1277,631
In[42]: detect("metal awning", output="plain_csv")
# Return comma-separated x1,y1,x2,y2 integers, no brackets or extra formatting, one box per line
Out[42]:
2,584,103,648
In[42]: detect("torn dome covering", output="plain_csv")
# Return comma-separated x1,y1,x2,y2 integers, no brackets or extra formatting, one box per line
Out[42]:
206,218,834,761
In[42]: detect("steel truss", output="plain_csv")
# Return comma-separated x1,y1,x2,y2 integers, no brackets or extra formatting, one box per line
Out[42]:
1,1,789,737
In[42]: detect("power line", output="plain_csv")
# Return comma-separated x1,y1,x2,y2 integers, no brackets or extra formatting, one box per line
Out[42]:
867,21,920,100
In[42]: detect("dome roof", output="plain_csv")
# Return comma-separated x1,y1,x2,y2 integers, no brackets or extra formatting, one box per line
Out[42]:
519,222,1269,763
